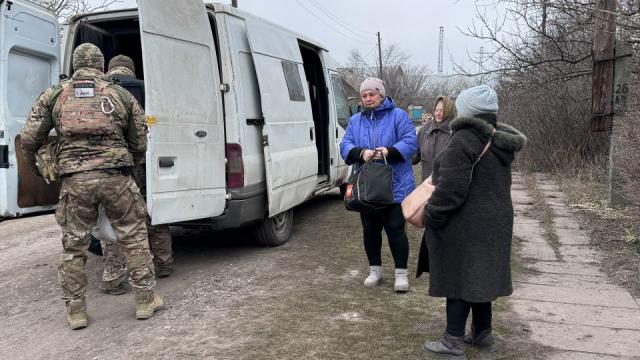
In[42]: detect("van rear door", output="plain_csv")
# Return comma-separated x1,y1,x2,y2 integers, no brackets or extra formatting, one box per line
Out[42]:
0,0,59,217
245,18,318,217
138,0,225,224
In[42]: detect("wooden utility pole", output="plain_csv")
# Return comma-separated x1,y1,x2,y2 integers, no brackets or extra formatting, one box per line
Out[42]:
377,32,383,80
591,0,616,133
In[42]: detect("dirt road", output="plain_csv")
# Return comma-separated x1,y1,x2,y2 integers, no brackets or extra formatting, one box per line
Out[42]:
0,188,546,360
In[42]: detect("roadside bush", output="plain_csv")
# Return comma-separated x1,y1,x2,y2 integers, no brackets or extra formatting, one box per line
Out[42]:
497,77,609,173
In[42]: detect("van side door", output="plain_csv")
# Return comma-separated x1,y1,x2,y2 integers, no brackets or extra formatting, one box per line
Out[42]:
138,0,226,224
328,70,350,185
244,18,318,217
0,0,59,217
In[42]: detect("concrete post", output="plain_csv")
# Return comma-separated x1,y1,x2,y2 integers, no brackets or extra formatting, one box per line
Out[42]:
608,39,633,207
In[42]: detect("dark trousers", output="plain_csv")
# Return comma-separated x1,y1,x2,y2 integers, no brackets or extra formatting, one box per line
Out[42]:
445,298,492,337
359,204,409,269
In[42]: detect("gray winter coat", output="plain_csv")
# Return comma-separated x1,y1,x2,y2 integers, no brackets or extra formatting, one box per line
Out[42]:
423,115,526,302
413,120,452,182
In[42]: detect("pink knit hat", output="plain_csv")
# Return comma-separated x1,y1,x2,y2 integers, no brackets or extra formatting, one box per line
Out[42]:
360,77,386,98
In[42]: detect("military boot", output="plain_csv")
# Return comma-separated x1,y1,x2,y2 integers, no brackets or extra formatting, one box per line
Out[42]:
155,264,173,278
422,331,467,359
66,299,88,330
135,292,164,320
464,326,496,351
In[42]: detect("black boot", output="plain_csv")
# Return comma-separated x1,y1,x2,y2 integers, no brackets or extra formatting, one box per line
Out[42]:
422,331,467,359
464,326,496,351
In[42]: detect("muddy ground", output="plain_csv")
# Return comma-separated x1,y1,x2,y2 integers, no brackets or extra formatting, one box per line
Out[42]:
0,185,545,360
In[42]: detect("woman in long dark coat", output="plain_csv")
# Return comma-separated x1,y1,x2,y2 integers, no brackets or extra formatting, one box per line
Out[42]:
421,85,526,359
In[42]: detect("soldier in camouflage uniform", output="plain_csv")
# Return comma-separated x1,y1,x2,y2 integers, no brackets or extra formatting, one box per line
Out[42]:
20,43,163,330
97,55,174,296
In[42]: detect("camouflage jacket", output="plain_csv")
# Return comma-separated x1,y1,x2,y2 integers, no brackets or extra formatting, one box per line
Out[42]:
21,68,147,175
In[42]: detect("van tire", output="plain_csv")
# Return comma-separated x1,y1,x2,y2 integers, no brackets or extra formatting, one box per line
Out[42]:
253,209,293,246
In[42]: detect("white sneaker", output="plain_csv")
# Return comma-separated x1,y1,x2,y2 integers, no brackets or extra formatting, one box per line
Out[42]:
394,268,409,292
364,266,383,287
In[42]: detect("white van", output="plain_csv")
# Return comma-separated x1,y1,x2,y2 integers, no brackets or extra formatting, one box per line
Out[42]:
0,0,351,245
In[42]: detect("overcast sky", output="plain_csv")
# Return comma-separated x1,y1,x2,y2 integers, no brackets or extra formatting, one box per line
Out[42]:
115,0,495,74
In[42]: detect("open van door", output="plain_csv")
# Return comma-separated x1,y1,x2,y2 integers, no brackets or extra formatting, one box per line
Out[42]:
0,0,59,217
245,18,318,217
138,0,225,224
328,69,351,186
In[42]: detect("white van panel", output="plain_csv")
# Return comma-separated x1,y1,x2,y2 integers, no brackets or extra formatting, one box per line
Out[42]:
328,70,350,184
0,0,59,217
138,0,226,224
245,16,318,216
7,52,51,117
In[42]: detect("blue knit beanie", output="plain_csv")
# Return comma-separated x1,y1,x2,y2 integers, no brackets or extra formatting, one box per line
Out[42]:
455,85,498,117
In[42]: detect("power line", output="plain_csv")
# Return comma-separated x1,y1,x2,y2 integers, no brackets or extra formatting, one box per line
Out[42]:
304,0,372,38
294,0,367,43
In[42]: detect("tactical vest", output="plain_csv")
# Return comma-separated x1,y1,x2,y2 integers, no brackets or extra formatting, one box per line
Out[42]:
57,78,120,137
51,77,134,174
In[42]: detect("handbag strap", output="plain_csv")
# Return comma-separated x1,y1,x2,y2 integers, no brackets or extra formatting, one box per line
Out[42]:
468,128,496,183
369,149,388,164
476,129,496,163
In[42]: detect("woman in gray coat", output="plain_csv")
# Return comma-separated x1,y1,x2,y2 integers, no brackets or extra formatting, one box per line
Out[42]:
414,96,455,278
421,85,526,359
413,95,456,181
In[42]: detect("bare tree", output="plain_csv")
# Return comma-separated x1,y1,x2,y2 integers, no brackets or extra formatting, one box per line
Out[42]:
33,0,120,18
453,0,631,172
340,43,432,109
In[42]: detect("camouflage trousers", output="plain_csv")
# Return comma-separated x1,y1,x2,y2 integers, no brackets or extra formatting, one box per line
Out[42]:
55,170,156,305
101,220,173,288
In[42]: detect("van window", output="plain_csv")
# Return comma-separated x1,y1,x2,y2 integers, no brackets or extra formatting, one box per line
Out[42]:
8,51,52,117
281,61,305,101
331,74,350,129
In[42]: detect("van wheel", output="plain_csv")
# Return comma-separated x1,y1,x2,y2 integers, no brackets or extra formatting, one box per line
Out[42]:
253,209,293,246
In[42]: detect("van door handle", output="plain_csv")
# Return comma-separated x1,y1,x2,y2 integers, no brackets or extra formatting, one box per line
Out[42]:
309,127,314,141
159,158,175,168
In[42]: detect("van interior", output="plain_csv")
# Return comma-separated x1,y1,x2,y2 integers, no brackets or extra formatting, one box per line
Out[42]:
72,14,332,187
299,42,330,179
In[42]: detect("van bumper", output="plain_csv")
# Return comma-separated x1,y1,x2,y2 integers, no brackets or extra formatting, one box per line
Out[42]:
209,191,266,230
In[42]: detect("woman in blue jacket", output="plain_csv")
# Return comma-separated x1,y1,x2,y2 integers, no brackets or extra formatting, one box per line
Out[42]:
340,77,418,292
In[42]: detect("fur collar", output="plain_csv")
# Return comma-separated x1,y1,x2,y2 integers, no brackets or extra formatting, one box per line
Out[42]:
450,116,527,152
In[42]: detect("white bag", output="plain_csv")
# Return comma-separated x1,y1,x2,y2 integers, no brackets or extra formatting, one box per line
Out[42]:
91,204,117,242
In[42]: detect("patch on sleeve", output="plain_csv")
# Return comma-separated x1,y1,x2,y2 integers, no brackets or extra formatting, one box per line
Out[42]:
73,83,95,98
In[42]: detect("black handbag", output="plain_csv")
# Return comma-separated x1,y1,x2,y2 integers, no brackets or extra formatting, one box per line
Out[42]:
344,152,394,213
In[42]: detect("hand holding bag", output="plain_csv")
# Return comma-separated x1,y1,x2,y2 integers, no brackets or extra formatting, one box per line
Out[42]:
344,151,394,213
403,131,495,228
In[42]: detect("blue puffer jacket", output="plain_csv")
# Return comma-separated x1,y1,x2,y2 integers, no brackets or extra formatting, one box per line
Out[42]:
340,97,418,203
